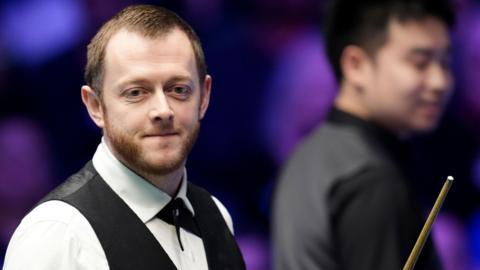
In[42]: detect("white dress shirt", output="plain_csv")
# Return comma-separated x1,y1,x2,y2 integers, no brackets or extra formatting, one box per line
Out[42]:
3,139,234,270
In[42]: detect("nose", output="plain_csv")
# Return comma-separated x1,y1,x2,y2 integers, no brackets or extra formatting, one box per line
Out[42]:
148,92,174,122
427,63,452,94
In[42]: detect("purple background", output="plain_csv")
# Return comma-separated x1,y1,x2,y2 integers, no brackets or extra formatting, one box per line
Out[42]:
1,0,480,269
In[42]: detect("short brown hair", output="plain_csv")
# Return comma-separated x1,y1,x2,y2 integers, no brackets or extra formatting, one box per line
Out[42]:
84,5,207,94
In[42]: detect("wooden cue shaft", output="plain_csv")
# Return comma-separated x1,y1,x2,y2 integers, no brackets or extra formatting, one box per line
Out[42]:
403,176,454,270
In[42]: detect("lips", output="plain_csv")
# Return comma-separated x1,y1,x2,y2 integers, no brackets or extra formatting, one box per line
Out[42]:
421,102,443,117
141,128,180,140
144,132,178,138
148,132,177,136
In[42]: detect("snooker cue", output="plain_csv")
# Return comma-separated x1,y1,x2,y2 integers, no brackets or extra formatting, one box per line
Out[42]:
402,176,454,270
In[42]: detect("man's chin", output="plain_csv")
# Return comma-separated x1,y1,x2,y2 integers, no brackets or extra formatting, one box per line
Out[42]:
410,120,439,134
141,155,185,172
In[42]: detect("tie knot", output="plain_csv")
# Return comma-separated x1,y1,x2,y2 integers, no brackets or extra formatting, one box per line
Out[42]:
156,198,201,251
171,198,185,216
157,198,190,223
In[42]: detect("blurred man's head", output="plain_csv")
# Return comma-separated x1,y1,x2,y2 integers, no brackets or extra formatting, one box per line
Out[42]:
81,5,211,180
324,0,454,135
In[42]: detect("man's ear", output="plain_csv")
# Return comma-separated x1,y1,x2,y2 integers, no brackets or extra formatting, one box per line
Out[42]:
81,85,105,128
340,45,373,88
199,75,212,120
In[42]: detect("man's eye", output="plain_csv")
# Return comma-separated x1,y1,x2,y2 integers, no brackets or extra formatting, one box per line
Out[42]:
123,88,147,101
167,85,192,99
409,54,433,71
414,61,429,70
128,89,142,96
173,86,189,94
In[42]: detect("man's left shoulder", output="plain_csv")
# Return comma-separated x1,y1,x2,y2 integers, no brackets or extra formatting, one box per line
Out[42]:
187,183,235,235
210,195,234,234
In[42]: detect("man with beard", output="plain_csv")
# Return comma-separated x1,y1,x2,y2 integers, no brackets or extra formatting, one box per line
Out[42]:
273,0,454,269
3,5,245,270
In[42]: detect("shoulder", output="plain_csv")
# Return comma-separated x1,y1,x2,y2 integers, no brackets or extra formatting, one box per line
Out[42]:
286,122,374,174
3,200,107,270
211,196,235,235
41,162,97,203
11,200,94,240
277,122,375,197
299,121,365,152
187,183,236,235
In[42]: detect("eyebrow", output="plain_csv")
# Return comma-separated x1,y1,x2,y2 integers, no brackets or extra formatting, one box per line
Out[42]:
115,75,195,90
163,75,197,89
165,75,194,83
408,46,451,58
118,78,151,87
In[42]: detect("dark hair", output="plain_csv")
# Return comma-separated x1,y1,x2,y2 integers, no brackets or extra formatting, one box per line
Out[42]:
324,0,455,81
85,4,207,95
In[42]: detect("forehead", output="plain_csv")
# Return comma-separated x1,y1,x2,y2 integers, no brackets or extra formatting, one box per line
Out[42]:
384,16,450,52
103,28,196,78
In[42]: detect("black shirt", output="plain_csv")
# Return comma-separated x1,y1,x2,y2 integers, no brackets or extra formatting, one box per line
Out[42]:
273,107,441,270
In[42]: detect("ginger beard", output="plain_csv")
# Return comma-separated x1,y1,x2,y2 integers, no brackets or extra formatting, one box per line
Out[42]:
102,105,200,177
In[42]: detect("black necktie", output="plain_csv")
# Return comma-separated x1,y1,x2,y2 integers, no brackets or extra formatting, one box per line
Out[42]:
156,198,201,251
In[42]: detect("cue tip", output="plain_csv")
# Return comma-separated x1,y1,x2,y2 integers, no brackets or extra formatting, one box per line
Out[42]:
447,176,454,181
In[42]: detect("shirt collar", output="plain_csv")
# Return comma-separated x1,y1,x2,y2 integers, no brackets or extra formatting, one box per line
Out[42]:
92,137,195,223
327,107,409,167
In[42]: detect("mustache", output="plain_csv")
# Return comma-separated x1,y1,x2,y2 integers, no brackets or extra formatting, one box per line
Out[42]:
142,124,181,136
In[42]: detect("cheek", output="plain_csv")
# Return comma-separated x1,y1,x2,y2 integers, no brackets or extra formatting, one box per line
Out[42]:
173,95,202,117
104,105,145,134
172,103,201,127
380,64,424,101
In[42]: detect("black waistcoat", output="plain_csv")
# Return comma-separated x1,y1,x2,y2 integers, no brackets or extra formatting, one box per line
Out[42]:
39,161,245,270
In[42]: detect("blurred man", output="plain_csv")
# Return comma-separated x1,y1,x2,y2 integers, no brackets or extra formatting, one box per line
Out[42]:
4,5,245,270
273,0,454,269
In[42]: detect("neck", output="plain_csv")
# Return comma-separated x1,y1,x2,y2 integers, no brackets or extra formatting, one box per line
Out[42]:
334,83,371,120
335,83,408,138
142,167,184,197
